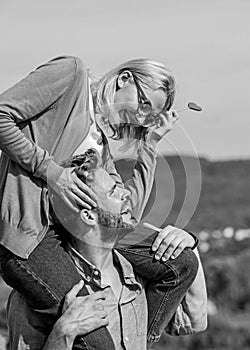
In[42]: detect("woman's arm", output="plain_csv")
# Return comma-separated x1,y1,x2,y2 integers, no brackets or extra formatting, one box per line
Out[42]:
0,57,97,209
105,112,178,222
0,56,77,178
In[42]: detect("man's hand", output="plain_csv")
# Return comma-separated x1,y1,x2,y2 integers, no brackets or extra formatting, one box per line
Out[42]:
56,281,108,342
151,225,195,262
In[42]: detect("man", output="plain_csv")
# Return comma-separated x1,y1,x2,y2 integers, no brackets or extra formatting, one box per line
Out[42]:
7,149,207,349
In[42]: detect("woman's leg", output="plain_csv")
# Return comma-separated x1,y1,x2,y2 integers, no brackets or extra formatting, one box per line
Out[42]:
0,226,115,350
116,232,198,344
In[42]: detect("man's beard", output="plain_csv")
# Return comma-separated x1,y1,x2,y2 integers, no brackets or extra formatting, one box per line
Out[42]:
96,207,136,229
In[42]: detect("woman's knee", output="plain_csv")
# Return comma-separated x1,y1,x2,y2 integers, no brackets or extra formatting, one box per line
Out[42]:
172,248,199,285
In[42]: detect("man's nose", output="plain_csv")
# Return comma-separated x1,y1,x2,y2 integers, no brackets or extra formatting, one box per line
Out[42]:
121,189,131,201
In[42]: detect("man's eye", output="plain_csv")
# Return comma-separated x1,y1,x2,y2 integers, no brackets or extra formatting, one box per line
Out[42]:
109,185,116,196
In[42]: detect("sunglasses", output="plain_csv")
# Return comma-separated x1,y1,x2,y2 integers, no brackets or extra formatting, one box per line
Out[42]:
133,75,152,117
133,75,172,127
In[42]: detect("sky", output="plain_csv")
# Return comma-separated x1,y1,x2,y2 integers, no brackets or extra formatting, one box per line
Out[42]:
0,0,249,160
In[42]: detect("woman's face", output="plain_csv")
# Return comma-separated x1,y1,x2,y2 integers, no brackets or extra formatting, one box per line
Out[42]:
111,79,168,127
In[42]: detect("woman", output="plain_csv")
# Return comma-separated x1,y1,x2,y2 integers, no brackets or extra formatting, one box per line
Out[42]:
0,56,198,349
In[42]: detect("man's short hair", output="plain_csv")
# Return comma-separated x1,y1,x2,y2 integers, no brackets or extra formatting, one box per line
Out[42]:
61,148,101,186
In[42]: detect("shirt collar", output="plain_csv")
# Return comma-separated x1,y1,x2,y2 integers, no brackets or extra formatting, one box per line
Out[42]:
66,243,142,292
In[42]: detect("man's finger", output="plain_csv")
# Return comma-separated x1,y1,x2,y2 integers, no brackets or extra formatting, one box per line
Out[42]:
97,310,108,319
98,316,109,327
64,280,85,306
94,301,105,311
90,291,106,301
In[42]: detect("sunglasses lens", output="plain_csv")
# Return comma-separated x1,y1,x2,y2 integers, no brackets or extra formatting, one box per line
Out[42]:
142,117,156,127
138,103,152,116
136,114,156,127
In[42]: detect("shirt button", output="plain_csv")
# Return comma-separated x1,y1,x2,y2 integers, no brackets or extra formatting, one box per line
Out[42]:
94,270,99,276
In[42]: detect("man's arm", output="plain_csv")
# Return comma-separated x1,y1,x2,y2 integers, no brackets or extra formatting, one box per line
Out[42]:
42,281,108,350
7,281,108,350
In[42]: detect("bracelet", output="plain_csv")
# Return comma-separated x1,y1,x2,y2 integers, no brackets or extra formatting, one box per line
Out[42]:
188,231,199,250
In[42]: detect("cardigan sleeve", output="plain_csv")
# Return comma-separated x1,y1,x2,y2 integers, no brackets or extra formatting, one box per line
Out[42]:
0,56,78,179
104,134,159,222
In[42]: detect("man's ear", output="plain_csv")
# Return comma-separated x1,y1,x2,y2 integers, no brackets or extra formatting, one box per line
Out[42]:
117,70,133,89
80,209,97,226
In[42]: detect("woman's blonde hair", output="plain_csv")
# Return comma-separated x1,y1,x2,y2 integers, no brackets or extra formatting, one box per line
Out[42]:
91,58,176,140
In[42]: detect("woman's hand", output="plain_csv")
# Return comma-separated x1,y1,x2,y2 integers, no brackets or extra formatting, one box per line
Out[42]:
48,166,97,211
151,225,195,262
149,110,179,140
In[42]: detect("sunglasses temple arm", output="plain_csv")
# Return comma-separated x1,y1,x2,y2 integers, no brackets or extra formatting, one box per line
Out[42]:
176,108,189,113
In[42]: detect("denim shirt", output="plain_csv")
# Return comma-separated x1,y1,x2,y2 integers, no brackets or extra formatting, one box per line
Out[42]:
67,246,148,350
6,248,148,350
0,56,157,258
6,248,207,350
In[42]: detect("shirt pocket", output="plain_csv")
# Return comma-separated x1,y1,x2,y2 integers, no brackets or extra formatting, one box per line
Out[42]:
131,298,148,336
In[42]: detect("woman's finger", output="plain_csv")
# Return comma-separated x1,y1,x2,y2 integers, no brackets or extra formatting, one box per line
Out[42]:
151,226,173,252
172,110,179,123
71,184,97,205
68,191,94,210
162,237,185,261
152,225,181,253
155,228,187,261
74,175,98,203
170,242,187,260
156,236,180,261
60,193,80,212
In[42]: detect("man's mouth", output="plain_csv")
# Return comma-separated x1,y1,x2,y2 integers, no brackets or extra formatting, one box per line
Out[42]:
120,208,137,226
121,208,131,215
